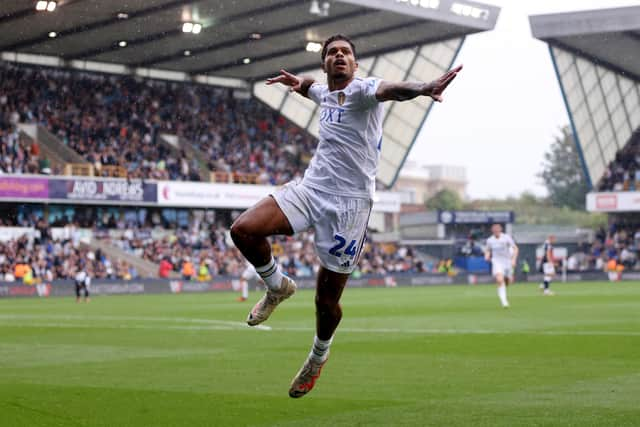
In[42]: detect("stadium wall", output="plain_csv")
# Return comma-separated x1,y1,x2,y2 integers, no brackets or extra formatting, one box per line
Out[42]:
0,175,402,212
586,191,640,212
2,272,638,299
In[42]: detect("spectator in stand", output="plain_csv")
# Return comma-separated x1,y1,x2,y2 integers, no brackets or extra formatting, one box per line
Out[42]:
181,256,195,281
598,138,639,191
566,220,640,271
158,257,173,278
2,264,15,282
197,259,211,282
39,156,51,174
0,125,41,174
620,245,636,269
14,259,29,283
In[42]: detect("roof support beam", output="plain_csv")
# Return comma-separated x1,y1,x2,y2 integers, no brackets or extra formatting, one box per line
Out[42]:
623,30,640,42
133,6,373,68
64,29,183,61
249,30,472,82
546,38,640,84
195,18,445,76
0,0,83,25
0,0,194,52
70,0,304,62
0,5,38,25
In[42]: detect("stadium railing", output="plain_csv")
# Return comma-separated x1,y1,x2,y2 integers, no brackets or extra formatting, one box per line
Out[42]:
2,270,639,299
64,163,94,177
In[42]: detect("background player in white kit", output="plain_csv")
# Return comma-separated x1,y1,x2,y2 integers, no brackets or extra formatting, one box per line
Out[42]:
235,261,256,302
485,224,519,308
230,34,462,398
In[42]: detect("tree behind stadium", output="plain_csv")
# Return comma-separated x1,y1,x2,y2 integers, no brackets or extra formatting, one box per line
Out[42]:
539,126,589,210
426,188,463,211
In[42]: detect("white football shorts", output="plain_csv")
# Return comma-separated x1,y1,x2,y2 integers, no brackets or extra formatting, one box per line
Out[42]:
491,260,512,278
543,262,556,275
272,180,371,274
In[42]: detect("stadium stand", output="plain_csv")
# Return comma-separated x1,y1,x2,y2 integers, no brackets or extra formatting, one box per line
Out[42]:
0,62,314,183
0,208,426,278
597,138,640,191
531,7,640,272
174,84,315,185
565,222,640,271
95,225,426,278
0,121,48,175
530,7,640,192
0,226,130,282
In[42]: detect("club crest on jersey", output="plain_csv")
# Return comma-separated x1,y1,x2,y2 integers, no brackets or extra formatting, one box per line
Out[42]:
337,91,346,106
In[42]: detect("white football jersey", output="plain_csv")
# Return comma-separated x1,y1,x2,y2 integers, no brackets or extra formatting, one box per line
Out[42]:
305,77,384,199
486,233,516,264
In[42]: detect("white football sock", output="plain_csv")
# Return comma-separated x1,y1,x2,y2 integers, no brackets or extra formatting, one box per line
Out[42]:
497,285,509,307
255,257,283,290
309,335,333,363
241,280,249,299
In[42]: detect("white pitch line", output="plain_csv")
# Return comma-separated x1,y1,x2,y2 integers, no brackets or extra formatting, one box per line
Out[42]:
257,325,640,337
0,314,272,330
0,314,250,328
0,322,267,332
338,327,640,337
0,317,638,336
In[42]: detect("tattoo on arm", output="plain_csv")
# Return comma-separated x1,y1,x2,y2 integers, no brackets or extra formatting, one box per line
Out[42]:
376,81,430,102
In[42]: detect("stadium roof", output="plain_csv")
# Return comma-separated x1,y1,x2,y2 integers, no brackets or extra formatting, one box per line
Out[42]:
1,0,500,188
1,0,499,82
529,7,640,189
530,6,640,82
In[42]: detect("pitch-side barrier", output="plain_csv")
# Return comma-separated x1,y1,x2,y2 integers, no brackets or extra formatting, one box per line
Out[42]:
1,271,639,298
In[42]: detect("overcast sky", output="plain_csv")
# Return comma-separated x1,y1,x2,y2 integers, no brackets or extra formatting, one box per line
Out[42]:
407,0,640,199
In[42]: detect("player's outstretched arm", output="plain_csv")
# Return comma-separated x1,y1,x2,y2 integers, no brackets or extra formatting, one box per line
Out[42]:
266,69,315,98
375,65,462,102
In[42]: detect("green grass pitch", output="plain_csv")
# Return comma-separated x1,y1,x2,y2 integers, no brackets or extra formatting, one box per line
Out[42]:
1,281,639,427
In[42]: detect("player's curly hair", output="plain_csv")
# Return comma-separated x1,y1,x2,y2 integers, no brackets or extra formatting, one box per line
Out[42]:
321,34,356,62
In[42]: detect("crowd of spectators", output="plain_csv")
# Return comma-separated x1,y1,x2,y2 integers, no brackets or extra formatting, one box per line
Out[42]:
1,207,444,281
0,119,52,175
98,224,427,280
0,221,136,283
0,62,315,183
356,241,427,275
567,222,640,271
598,138,640,191
168,84,315,185
5,207,639,280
